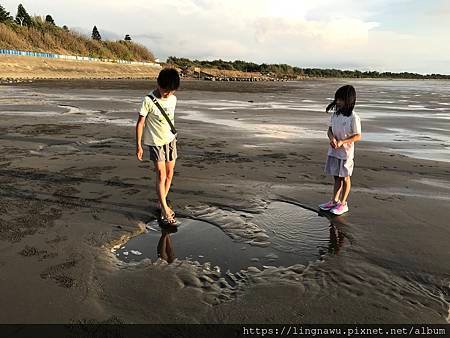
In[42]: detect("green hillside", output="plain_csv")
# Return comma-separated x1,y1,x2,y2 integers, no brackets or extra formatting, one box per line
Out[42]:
0,3,154,62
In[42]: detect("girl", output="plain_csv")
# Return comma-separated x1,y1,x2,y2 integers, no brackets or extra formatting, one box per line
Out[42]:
319,85,362,215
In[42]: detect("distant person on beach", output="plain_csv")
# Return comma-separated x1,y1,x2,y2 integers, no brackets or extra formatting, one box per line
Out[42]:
319,85,362,215
136,68,180,224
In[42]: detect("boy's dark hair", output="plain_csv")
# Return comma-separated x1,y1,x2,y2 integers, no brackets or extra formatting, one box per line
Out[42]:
157,68,180,91
326,85,356,117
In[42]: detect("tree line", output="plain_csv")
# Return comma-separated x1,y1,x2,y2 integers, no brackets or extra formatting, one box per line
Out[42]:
167,57,450,80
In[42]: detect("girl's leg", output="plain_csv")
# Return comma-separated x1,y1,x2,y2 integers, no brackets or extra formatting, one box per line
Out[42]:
332,176,343,202
340,176,351,204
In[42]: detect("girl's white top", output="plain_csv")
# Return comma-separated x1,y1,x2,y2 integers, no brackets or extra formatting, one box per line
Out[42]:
328,112,362,160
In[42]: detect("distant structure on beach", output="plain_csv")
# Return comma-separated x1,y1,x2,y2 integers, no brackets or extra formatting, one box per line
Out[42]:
0,48,160,66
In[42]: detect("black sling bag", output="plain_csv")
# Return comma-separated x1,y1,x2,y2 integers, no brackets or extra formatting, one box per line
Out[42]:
147,94,177,138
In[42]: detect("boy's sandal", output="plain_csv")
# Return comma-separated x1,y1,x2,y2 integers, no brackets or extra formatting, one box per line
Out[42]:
158,208,175,223
157,202,175,219
160,210,175,219
160,213,177,226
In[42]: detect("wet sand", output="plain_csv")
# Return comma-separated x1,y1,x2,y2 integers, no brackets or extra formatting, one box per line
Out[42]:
0,79,449,323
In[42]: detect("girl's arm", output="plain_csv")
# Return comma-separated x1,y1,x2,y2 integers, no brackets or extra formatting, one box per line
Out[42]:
327,127,334,141
328,127,338,148
336,133,362,147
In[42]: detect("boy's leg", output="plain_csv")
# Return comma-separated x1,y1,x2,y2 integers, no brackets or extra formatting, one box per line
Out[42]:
165,234,175,263
154,160,174,221
157,232,174,263
157,233,169,261
332,176,343,202
164,160,176,202
340,176,351,204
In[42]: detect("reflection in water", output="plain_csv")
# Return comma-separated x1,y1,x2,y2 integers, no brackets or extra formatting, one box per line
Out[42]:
328,217,346,255
157,224,178,264
318,211,347,256
154,213,347,263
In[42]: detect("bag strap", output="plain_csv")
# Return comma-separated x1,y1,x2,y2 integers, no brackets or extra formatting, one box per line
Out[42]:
147,94,177,136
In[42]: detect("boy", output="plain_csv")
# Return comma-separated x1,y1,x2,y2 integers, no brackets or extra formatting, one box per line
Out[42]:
136,68,180,224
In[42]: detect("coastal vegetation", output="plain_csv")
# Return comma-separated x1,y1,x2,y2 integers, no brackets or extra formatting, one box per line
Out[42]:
0,3,154,61
167,56,450,80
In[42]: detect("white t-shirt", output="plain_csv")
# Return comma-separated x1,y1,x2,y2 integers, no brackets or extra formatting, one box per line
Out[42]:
139,93,177,146
327,112,362,160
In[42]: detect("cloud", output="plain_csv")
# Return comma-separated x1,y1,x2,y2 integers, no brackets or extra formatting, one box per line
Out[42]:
253,17,378,47
1,0,448,73
133,34,165,42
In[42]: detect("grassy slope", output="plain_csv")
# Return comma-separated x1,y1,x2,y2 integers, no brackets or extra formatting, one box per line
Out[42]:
0,19,154,62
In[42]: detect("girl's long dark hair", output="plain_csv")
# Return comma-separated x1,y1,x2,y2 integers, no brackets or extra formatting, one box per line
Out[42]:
326,85,356,117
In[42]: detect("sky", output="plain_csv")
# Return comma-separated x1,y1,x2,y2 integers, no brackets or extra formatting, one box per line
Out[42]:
2,0,450,74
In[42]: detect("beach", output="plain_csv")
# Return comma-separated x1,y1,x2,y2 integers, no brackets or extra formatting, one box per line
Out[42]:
0,79,449,323
0,55,161,81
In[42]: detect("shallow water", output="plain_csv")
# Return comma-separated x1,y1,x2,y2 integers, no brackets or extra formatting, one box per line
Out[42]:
115,202,344,272
174,80,450,163
2,79,449,162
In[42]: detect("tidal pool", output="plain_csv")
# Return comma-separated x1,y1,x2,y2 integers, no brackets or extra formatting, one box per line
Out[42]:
115,202,347,273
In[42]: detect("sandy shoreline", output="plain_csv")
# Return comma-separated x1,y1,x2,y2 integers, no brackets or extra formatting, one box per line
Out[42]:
0,79,449,323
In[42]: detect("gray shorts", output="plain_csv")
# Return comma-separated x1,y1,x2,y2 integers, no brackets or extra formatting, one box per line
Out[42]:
325,156,354,177
149,139,177,162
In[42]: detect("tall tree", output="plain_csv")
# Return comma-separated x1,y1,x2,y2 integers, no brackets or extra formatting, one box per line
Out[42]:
15,3,33,26
45,14,55,25
124,34,132,41
91,25,101,41
62,25,69,31
0,4,12,22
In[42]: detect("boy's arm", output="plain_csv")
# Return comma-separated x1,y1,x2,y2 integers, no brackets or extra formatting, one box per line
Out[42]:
136,115,146,161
